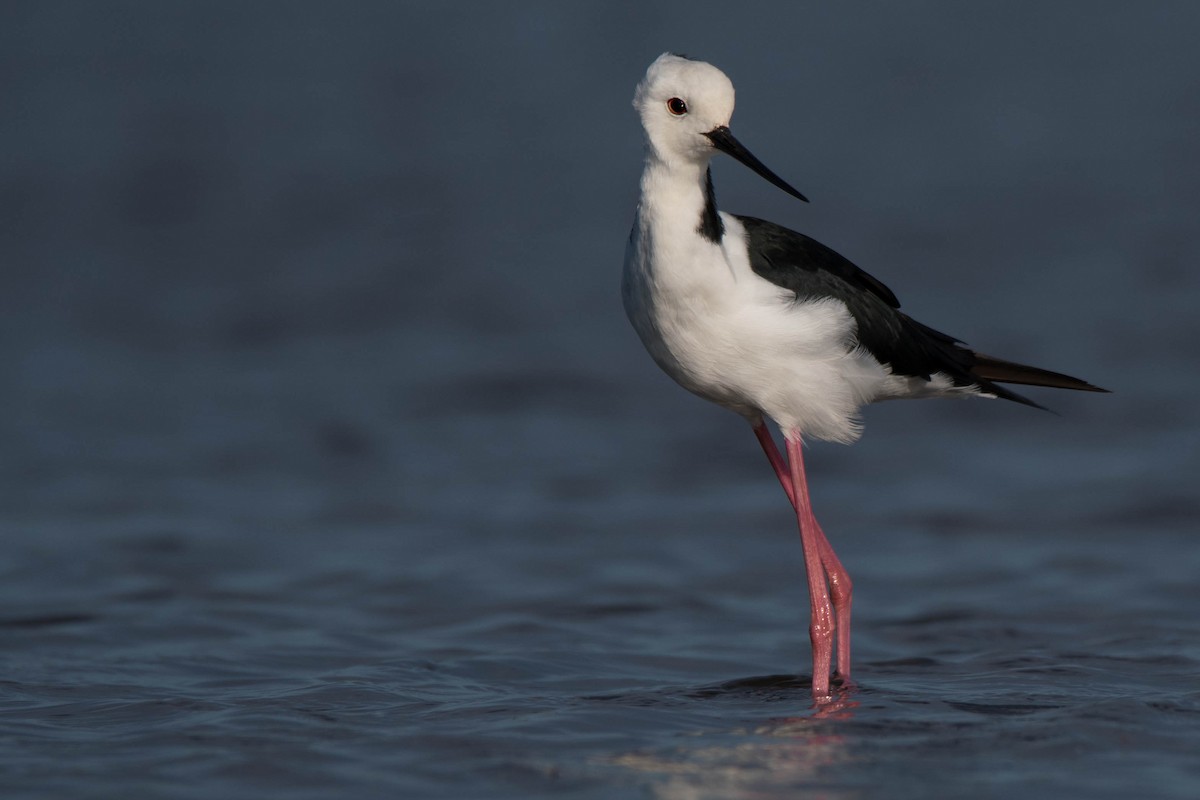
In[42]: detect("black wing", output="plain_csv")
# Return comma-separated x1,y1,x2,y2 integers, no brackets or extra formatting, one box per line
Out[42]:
735,215,1105,408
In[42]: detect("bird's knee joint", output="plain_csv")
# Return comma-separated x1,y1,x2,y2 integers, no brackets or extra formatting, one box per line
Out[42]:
809,612,834,642
829,575,853,607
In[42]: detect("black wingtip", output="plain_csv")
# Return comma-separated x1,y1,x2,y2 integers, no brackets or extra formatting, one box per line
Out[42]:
972,355,1111,415
987,382,1053,413
971,353,1111,395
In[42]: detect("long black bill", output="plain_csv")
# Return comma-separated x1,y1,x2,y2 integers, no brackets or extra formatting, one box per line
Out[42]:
704,126,809,203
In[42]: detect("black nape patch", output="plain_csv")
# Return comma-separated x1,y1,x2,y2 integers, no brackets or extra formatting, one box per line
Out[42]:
669,52,697,61
697,168,724,243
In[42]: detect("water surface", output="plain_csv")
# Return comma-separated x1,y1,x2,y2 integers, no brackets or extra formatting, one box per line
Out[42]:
2,3,1198,798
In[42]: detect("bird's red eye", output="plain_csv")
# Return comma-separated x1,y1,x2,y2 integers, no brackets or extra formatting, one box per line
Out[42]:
666,97,688,116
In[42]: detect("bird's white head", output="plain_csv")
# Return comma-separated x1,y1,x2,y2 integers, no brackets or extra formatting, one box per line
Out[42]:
633,53,808,202
633,53,735,165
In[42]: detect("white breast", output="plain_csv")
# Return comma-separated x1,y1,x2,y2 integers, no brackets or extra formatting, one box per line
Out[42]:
623,211,894,443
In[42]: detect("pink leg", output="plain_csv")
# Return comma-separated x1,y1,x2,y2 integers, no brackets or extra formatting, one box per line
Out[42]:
752,421,853,690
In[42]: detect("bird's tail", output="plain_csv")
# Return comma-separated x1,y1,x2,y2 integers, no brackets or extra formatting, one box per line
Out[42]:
967,352,1108,410
971,353,1108,394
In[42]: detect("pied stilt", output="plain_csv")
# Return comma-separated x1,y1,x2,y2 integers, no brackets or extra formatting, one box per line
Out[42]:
621,53,1107,700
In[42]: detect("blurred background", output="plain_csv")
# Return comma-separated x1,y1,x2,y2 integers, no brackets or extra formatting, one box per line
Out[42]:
3,2,1195,532
1,2,1197,797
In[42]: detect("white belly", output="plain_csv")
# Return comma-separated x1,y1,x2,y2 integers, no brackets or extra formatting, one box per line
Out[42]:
622,213,893,443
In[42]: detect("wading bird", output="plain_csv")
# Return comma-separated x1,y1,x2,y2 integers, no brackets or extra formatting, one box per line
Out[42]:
621,53,1107,699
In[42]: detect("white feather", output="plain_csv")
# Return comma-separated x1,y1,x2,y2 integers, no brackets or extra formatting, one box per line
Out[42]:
622,54,975,443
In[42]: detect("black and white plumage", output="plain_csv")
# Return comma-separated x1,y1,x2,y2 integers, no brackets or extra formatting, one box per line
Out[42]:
621,53,1106,701
736,214,1097,412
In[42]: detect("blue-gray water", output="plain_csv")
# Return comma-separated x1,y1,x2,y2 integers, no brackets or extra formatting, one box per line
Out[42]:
2,3,1199,798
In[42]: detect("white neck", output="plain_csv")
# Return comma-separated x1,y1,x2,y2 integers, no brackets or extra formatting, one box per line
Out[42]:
636,149,713,234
